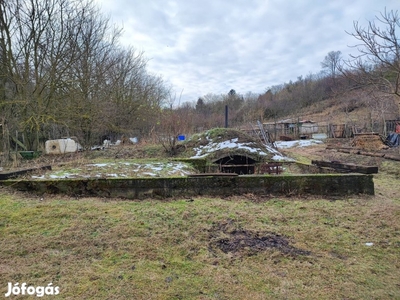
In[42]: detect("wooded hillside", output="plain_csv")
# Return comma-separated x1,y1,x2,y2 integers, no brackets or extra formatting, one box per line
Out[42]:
0,0,169,160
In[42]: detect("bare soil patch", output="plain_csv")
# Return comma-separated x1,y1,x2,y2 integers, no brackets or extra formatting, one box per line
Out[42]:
208,219,311,258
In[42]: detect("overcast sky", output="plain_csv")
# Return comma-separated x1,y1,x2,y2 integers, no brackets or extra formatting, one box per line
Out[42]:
93,0,398,104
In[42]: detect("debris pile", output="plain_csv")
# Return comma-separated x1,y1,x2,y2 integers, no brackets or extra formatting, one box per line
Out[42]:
351,134,388,151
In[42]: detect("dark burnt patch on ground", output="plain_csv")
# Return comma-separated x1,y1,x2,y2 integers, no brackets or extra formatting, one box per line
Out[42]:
208,219,311,258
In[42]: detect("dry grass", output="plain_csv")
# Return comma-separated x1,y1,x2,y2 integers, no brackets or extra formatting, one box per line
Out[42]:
0,180,399,299
1,143,400,299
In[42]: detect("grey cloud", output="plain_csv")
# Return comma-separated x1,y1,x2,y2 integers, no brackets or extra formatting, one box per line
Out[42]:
95,0,398,102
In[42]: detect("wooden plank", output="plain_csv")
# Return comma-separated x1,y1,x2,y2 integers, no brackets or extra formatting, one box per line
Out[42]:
0,165,52,180
383,154,400,162
358,151,385,158
354,132,379,136
311,160,378,174
332,149,400,161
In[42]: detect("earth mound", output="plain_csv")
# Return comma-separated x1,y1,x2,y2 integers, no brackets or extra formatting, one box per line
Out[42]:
184,128,289,162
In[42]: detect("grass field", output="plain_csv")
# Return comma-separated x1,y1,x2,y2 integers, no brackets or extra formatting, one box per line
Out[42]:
1,177,399,299
1,142,400,299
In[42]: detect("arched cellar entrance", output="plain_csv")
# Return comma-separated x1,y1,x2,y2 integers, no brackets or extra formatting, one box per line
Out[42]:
213,155,257,175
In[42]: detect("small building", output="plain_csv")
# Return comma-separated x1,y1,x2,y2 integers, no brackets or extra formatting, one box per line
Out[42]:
262,119,351,139
263,119,318,139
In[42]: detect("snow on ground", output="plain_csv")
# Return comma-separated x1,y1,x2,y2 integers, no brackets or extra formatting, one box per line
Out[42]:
190,137,296,161
31,161,195,179
29,139,324,179
190,138,324,161
275,139,324,149
191,138,282,159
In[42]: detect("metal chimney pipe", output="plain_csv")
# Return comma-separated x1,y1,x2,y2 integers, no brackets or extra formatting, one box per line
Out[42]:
225,105,228,128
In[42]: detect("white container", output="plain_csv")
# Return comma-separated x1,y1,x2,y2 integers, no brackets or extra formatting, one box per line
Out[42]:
311,133,328,140
45,138,82,154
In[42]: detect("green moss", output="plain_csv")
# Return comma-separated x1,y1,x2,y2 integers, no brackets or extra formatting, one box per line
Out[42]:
172,158,208,172
198,128,257,143
183,127,273,162
1,174,375,199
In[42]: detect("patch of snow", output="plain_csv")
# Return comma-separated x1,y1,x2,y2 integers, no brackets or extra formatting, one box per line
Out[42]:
275,139,324,149
190,137,289,160
191,139,252,158
168,162,193,176
30,160,196,179
87,163,110,167
264,145,285,156
271,155,295,162
143,172,157,177
49,174,65,179
107,173,119,177
147,164,163,171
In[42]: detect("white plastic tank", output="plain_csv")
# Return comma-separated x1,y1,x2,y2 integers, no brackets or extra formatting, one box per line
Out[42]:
45,138,82,154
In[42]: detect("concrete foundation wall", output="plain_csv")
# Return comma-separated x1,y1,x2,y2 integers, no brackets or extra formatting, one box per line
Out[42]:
1,174,374,199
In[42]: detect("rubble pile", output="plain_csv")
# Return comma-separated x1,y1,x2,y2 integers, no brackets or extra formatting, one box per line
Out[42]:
351,134,388,151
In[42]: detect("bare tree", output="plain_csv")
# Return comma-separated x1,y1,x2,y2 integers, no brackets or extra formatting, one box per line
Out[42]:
321,50,342,88
0,0,105,150
0,0,170,157
346,9,400,116
0,0,69,154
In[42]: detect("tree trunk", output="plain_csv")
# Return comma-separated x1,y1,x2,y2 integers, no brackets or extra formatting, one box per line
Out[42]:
1,117,10,167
